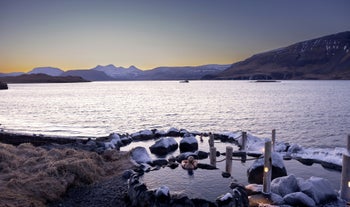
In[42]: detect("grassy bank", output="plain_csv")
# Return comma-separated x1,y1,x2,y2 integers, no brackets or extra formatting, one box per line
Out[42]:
0,142,134,207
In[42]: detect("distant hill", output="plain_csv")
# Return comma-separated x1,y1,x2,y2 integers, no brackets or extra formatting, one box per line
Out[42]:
61,69,114,81
139,64,231,80
28,67,64,76
215,31,350,80
0,74,89,83
0,72,25,77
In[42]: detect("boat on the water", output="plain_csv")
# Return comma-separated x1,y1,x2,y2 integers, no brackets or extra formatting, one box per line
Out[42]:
0,82,8,90
253,80,280,83
179,80,189,83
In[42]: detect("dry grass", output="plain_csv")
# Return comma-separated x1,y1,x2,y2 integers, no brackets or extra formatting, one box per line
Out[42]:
0,143,134,207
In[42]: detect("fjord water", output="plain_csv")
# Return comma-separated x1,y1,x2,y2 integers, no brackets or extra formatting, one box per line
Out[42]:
0,80,349,148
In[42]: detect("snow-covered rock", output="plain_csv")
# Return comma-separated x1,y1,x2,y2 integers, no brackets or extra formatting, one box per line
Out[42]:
131,129,154,141
271,174,299,197
283,192,316,207
166,127,180,136
155,185,170,198
247,152,287,184
298,176,337,204
104,133,123,149
131,147,152,164
149,137,178,155
179,134,198,152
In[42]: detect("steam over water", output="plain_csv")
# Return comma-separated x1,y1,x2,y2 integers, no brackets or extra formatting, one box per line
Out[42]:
0,80,349,148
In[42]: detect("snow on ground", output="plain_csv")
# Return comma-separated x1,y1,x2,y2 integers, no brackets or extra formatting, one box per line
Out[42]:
217,131,347,168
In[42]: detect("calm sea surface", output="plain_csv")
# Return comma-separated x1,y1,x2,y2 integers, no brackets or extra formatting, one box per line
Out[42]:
0,80,349,148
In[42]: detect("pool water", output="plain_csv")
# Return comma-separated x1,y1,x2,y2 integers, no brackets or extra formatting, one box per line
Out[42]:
121,136,341,201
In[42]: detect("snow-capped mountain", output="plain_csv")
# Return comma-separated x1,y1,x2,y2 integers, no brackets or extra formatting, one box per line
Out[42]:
92,64,143,80
28,67,64,77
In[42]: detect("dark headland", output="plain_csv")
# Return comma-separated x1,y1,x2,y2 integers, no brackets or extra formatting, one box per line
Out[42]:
0,73,89,83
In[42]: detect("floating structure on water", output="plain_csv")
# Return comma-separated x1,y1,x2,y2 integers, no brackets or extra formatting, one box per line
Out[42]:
0,81,8,90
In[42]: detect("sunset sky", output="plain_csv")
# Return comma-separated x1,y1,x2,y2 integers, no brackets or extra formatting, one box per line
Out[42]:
1,0,350,73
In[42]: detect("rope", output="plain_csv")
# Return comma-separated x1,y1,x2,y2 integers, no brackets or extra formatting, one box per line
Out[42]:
211,156,259,163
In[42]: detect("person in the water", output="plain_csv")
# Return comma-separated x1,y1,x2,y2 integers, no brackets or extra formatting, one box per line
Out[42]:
181,156,198,170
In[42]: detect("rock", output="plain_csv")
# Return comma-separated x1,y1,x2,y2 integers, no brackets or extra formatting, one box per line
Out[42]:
155,186,170,204
122,169,134,179
0,82,8,90
180,134,198,152
244,184,262,196
298,176,337,204
152,158,168,166
216,193,233,206
154,129,167,137
131,147,152,164
170,193,194,206
247,152,287,184
222,172,231,178
149,137,178,155
271,174,299,197
270,193,284,205
121,136,133,146
288,144,303,153
166,127,181,137
195,150,209,159
197,163,217,170
191,198,216,207
131,130,155,141
230,183,249,207
167,162,179,169
175,152,198,163
283,192,316,207
104,133,123,149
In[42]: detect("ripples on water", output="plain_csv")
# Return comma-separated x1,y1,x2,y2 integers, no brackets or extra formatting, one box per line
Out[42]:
0,80,349,148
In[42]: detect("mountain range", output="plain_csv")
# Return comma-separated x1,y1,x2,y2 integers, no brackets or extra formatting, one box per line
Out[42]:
0,64,230,81
1,31,349,81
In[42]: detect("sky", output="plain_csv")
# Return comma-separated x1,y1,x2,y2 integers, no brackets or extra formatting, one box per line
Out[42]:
1,0,350,73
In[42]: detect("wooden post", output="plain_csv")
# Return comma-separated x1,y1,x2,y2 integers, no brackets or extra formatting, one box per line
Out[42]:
272,129,276,152
225,146,233,174
340,135,350,201
209,133,214,148
241,131,247,151
210,147,216,167
263,141,272,194
347,134,350,153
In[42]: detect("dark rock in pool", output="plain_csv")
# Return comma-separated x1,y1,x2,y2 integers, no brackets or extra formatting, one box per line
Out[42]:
167,161,179,169
196,150,209,159
179,134,198,152
222,172,231,178
152,158,168,166
197,163,217,170
0,82,8,90
247,152,287,184
149,137,178,155
175,152,198,162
